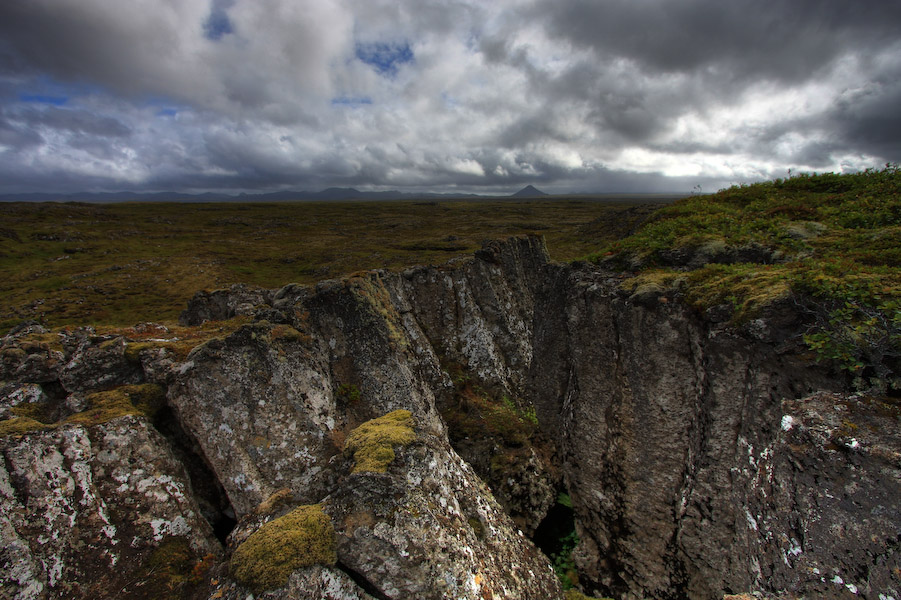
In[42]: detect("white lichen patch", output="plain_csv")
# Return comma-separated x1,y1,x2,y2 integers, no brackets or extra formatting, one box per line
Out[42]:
745,509,759,531
781,415,795,432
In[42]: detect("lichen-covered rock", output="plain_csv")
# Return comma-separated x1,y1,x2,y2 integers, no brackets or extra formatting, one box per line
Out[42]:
323,414,563,600
0,415,220,599
167,321,340,517
206,565,376,600
529,264,898,600
742,392,901,599
0,382,50,419
4,235,896,600
59,335,143,396
0,324,65,383
179,283,273,326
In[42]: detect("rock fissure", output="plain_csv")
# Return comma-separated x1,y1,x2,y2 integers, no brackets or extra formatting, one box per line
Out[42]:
2,236,899,600
335,561,395,600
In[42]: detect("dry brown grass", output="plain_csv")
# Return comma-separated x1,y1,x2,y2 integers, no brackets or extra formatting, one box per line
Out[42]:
0,197,670,329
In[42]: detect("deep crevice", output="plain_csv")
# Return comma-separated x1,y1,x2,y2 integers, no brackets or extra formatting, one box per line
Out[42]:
151,405,236,544
335,561,394,600
532,490,578,589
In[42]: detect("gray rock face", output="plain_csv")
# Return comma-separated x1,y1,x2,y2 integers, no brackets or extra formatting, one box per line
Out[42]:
324,421,562,600
167,323,339,517
529,264,899,600
179,283,274,326
0,416,219,600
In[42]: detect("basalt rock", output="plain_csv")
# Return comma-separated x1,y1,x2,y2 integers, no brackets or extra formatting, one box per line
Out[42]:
529,263,899,600
178,283,273,326
0,416,219,600
1,236,899,600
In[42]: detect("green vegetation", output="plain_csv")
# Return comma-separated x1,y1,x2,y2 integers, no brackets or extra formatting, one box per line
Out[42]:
553,528,580,589
140,537,216,599
564,590,614,600
588,166,901,392
229,504,336,592
66,383,166,426
442,365,538,450
0,415,54,436
0,383,165,436
0,197,668,330
336,383,361,404
343,409,416,473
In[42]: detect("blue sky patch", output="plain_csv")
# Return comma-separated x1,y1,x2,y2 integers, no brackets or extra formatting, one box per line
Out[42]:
331,96,373,107
156,108,178,117
355,42,414,77
204,0,234,41
19,94,68,106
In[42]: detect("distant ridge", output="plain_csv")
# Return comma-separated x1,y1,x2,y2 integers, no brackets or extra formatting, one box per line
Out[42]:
511,185,547,197
0,188,482,203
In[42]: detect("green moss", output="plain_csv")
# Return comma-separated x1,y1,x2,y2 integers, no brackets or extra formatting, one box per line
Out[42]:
621,270,686,299
10,401,55,423
564,591,613,600
65,383,166,426
344,409,416,473
443,383,536,448
230,504,336,592
683,263,792,320
336,383,361,404
467,517,485,539
0,384,167,436
269,323,310,344
0,416,54,436
587,166,901,390
347,274,409,350
140,537,217,599
1,347,27,362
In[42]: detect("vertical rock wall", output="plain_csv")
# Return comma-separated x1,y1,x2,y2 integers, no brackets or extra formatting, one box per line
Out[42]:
529,264,900,600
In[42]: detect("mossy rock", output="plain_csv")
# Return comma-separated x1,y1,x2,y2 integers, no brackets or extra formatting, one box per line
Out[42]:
344,409,416,473
0,384,166,436
0,416,54,437
124,340,202,363
65,383,166,426
564,590,614,600
230,504,336,592
141,537,216,598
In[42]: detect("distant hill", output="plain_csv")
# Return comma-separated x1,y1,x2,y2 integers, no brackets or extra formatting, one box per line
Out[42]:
0,188,482,203
511,185,547,197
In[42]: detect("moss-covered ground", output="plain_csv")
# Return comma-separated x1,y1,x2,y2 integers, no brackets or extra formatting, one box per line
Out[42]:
587,166,901,390
0,196,671,330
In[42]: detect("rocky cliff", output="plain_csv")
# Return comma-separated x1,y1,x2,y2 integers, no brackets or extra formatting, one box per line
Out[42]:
1,236,898,600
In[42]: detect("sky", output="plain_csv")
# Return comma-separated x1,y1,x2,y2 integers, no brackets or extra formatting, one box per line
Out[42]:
1,0,900,196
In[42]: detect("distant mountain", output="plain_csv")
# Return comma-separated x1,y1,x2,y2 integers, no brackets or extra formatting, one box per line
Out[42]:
511,185,547,197
0,188,483,203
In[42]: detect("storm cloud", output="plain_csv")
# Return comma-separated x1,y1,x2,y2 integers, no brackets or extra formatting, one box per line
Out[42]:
0,0,898,195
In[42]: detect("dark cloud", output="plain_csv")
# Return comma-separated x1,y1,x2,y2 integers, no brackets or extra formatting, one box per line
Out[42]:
537,0,901,83
17,106,132,137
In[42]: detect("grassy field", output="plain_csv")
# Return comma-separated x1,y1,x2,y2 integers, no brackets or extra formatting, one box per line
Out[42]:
0,196,673,330
591,166,900,390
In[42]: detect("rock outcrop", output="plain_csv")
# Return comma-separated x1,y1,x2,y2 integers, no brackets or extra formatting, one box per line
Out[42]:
529,264,899,600
0,416,220,599
1,236,898,600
